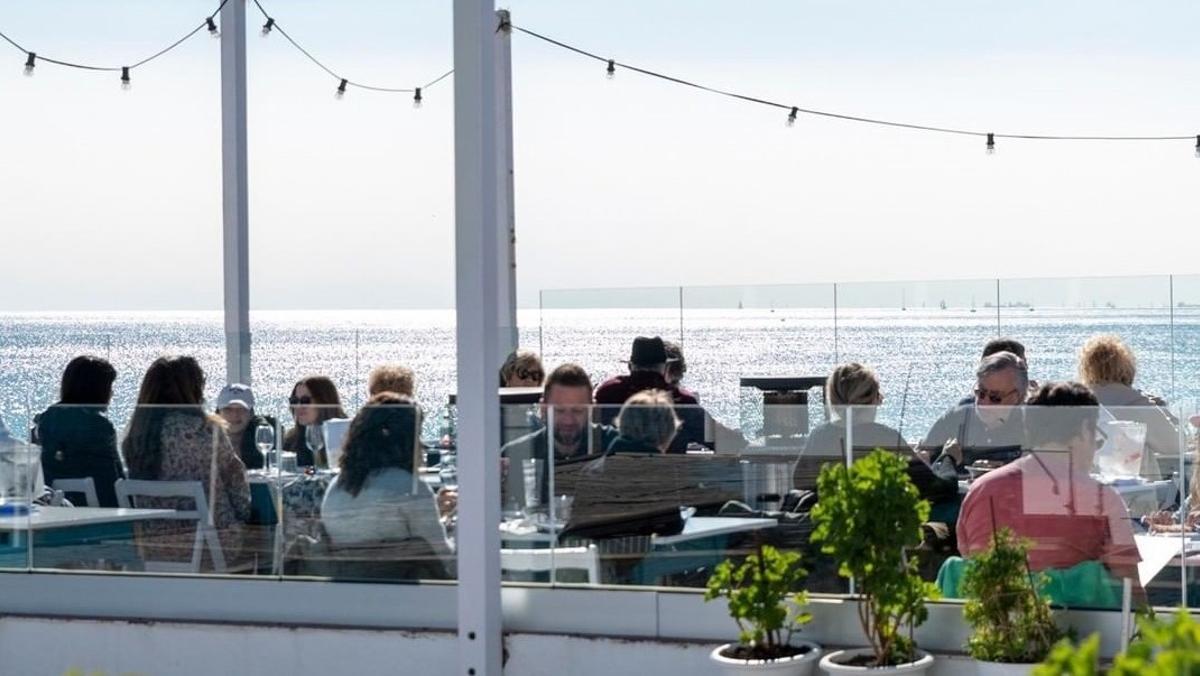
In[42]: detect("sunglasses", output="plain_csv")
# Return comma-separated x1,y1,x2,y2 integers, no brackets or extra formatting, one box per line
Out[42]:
289,395,313,406
974,387,1018,405
516,369,544,382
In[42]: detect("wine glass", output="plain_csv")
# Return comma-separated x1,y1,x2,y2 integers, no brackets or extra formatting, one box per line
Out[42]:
305,423,325,467
255,424,275,471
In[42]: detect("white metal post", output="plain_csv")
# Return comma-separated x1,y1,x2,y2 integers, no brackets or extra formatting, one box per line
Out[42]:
454,1,503,674
221,0,252,386
495,10,519,356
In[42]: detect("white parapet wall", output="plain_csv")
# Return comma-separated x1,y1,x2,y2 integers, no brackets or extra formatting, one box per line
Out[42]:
0,615,982,676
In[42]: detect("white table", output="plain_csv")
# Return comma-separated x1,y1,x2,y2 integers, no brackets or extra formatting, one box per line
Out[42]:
498,516,777,546
1134,533,1200,587
0,506,174,532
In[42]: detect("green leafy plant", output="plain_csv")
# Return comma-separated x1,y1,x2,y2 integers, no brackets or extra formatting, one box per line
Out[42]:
704,542,812,660
810,449,939,667
961,528,1063,662
1111,609,1200,675
1031,635,1100,676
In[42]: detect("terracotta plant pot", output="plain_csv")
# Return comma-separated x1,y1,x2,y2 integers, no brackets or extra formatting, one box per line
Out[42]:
709,640,823,676
818,648,934,675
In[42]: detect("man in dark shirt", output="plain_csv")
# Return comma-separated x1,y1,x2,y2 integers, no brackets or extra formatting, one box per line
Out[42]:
593,336,705,451
501,363,617,509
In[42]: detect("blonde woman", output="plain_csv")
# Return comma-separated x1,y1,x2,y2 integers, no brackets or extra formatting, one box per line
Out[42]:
607,390,680,454
1078,335,1178,479
803,363,907,458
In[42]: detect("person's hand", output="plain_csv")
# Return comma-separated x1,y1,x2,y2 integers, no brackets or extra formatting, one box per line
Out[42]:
1185,511,1200,531
941,438,963,466
436,488,458,518
1143,510,1175,531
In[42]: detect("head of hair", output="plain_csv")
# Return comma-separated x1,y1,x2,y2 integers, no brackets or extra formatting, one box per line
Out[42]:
1024,381,1100,449
122,355,209,479
499,350,544,387
293,376,348,422
59,355,117,407
614,390,679,451
826,362,881,419
337,392,422,497
542,363,593,400
982,337,1026,361
1078,334,1136,387
663,340,686,384
368,364,415,397
976,350,1029,397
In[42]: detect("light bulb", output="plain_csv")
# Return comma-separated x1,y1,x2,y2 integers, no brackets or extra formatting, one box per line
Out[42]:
23,52,35,77
261,18,275,37
786,107,798,128
413,87,423,109
206,17,220,39
336,78,348,99
121,66,131,91
606,59,615,80
986,133,995,155
1195,135,1199,159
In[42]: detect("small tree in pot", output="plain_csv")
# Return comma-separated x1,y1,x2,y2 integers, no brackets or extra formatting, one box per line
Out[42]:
811,450,938,672
961,527,1062,671
704,542,821,674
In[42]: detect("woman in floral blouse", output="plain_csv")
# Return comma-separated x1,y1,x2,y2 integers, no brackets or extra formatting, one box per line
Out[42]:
121,356,252,570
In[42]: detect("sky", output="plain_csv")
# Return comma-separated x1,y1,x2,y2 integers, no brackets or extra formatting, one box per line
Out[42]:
0,0,1198,311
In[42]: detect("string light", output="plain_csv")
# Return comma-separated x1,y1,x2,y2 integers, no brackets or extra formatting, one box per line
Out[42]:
120,66,131,90
261,18,275,37
986,133,995,155
605,59,615,79
413,87,423,109
787,106,798,127
336,78,347,99
23,51,35,76
206,17,220,39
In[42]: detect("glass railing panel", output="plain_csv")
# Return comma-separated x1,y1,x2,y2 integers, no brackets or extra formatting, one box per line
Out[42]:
997,275,1174,400
539,287,683,396
680,283,837,446
1170,275,1200,407
834,278,1001,440
0,419,36,572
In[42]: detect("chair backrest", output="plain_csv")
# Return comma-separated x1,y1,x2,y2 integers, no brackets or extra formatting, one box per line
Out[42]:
500,545,600,584
51,477,98,508
113,479,226,573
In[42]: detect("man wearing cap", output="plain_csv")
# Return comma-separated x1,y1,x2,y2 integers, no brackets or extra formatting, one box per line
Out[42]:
593,336,706,452
216,384,274,470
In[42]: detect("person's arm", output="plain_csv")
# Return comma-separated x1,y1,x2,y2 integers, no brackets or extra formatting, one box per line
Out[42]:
955,487,985,557
99,417,126,479
1100,486,1146,603
405,488,455,556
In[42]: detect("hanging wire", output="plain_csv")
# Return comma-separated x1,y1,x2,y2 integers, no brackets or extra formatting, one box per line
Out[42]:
1,0,229,73
251,0,452,93
509,23,1195,143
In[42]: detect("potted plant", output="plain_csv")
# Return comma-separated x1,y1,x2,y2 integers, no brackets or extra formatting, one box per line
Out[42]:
704,542,822,675
960,528,1063,674
1033,610,1200,675
810,450,938,674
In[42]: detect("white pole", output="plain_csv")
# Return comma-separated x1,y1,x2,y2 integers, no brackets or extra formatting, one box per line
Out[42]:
220,0,251,385
454,1,503,674
495,10,519,356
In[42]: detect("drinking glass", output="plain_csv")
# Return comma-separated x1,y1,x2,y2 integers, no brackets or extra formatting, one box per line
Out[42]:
305,423,325,467
255,424,275,471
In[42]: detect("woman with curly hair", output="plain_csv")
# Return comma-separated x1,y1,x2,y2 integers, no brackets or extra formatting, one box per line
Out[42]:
321,392,451,559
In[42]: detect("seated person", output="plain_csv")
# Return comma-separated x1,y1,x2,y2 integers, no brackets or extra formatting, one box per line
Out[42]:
921,351,1028,478
321,393,452,565
33,355,126,507
594,336,705,451
957,381,1143,601
1144,426,1200,533
607,390,681,455
499,350,544,388
1078,334,1177,479
215,384,274,470
500,363,618,509
955,338,1037,405
368,363,416,397
284,376,348,468
802,363,907,457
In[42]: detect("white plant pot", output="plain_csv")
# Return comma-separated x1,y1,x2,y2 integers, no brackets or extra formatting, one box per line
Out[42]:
818,648,934,675
975,660,1037,676
709,640,823,676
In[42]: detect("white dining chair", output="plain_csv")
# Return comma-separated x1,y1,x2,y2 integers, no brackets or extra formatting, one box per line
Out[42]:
51,477,99,508
114,479,227,573
500,545,601,584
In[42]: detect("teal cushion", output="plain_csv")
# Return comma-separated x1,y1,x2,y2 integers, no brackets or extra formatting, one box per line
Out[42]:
937,556,1123,609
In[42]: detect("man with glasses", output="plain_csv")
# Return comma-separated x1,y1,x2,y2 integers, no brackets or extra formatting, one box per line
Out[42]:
920,350,1029,479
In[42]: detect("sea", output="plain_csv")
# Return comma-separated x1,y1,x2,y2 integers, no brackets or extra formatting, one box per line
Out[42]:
3,307,1199,444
